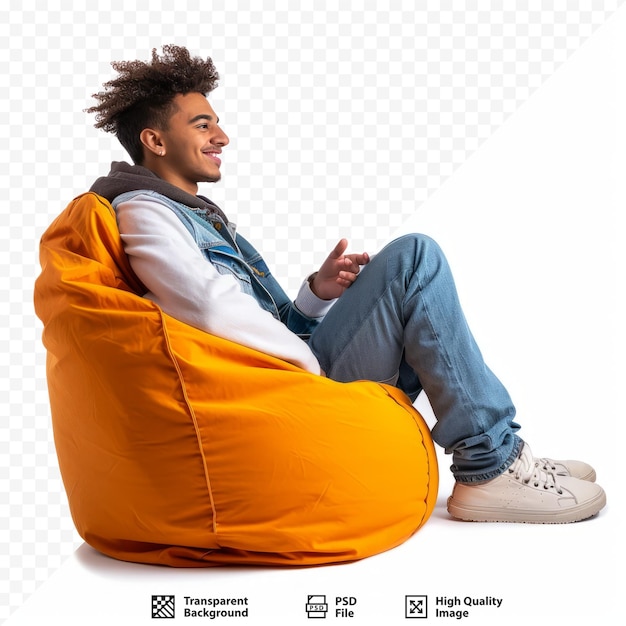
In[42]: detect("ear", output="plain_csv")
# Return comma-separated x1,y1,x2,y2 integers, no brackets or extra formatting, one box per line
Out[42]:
139,128,166,158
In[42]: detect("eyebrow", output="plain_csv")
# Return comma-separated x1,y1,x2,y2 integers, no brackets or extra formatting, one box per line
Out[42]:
189,114,220,124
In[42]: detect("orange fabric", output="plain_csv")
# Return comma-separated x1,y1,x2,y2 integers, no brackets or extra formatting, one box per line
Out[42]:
34,192,438,567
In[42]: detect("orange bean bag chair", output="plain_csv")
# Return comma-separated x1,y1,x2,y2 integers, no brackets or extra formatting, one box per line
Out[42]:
34,192,438,567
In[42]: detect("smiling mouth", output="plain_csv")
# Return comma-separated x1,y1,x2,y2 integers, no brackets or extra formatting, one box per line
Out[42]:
204,152,222,166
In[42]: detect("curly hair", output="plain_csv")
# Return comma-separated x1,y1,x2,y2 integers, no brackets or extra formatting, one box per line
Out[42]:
86,45,219,163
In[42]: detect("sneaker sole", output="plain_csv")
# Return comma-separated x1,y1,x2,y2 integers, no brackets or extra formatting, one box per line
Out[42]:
446,490,606,524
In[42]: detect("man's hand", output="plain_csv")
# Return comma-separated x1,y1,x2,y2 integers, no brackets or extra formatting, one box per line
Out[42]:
310,239,370,300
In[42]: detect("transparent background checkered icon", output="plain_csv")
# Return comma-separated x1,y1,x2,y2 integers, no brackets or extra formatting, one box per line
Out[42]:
1,1,623,621
152,595,176,619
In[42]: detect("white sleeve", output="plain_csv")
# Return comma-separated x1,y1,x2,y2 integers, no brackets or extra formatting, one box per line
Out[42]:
115,195,321,374
294,275,337,318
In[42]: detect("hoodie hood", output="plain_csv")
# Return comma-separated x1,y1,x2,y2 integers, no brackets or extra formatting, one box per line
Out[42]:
90,161,228,223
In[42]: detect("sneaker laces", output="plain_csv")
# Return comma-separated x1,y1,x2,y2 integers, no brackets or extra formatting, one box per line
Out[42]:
508,446,564,495
537,457,559,473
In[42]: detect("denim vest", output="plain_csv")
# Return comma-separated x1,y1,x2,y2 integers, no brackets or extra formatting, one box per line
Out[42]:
112,190,320,337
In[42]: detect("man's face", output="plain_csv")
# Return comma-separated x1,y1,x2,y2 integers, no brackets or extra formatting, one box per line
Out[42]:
156,92,229,194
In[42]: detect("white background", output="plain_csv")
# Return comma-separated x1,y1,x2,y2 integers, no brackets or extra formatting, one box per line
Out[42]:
1,2,624,624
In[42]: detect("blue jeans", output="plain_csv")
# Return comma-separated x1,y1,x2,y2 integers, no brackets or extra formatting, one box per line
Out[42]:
309,234,522,483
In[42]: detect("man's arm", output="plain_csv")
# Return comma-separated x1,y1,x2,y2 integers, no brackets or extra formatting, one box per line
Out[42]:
115,195,322,374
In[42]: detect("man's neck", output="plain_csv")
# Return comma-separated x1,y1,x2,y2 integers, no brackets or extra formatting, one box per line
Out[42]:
140,158,198,196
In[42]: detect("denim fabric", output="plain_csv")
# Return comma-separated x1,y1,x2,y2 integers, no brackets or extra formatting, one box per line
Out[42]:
113,190,320,336
309,234,522,483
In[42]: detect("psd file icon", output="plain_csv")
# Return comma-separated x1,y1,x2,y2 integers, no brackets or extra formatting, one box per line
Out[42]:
306,595,329,618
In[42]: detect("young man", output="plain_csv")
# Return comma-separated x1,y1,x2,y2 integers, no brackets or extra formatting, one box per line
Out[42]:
88,45,605,523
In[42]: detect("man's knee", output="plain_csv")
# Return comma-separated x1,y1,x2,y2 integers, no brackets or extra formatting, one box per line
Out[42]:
382,233,446,269
389,232,441,250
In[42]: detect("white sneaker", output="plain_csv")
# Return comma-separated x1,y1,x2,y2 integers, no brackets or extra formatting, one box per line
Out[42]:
447,443,606,524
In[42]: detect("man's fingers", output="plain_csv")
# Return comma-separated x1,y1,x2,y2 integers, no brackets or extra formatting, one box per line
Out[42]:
337,271,357,284
341,254,368,272
329,238,349,259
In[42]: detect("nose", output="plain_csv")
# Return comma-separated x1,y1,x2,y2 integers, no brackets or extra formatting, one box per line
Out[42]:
215,125,229,147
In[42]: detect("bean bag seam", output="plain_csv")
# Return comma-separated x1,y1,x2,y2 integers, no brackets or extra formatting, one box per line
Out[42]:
159,310,219,534
380,384,439,531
